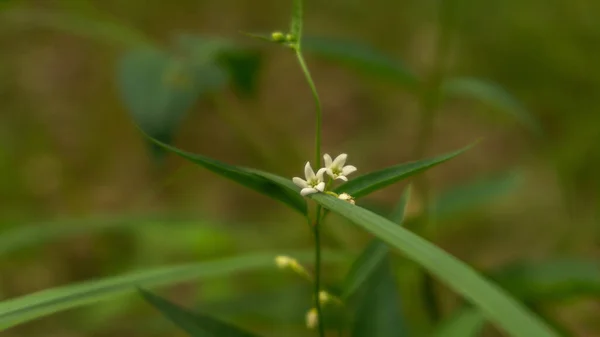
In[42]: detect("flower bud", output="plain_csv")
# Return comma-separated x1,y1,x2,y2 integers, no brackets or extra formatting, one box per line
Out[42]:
305,308,318,329
338,192,355,205
271,31,285,42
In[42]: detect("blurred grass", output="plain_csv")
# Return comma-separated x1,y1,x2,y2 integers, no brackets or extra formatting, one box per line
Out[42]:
1,0,599,336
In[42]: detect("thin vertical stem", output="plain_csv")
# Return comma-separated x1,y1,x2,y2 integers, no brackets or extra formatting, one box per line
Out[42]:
413,0,456,324
295,50,322,168
312,210,326,337
295,45,325,337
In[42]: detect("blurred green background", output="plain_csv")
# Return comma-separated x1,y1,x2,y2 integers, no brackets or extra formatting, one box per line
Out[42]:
1,0,600,336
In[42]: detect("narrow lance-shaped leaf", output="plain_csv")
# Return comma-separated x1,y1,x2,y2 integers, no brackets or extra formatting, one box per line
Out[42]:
342,186,412,299
0,250,348,331
336,144,473,198
1,5,151,47
489,258,600,302
139,289,260,337
303,36,419,89
351,256,409,337
442,77,542,135
136,130,306,215
432,308,486,337
430,170,522,220
310,194,559,337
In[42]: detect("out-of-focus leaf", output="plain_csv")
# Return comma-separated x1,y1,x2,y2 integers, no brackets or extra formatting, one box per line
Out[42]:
342,186,411,299
217,50,263,97
490,258,600,302
0,215,168,257
310,193,559,337
139,289,260,337
442,77,542,134
303,36,418,88
1,5,150,47
138,134,307,215
430,170,522,219
290,0,303,43
0,250,348,331
433,308,485,337
351,256,409,337
335,144,473,198
118,47,227,159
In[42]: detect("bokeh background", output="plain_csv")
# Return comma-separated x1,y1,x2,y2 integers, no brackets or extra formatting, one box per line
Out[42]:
1,0,600,336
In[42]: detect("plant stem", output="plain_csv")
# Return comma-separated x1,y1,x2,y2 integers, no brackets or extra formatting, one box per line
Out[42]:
313,209,326,337
295,44,325,337
295,49,322,168
413,0,456,324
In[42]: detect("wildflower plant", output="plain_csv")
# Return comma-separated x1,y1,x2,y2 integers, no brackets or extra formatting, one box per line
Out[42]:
0,1,564,337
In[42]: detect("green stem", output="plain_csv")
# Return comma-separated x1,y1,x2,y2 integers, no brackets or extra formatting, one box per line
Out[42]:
414,0,455,324
313,210,326,337
295,49,322,167
295,44,325,337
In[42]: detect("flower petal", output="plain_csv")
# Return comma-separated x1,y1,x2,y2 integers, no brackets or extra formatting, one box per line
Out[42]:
301,187,317,196
336,175,348,181
325,168,335,179
323,154,333,168
293,177,308,188
342,165,357,176
304,162,316,180
316,168,327,180
315,182,325,192
332,153,347,168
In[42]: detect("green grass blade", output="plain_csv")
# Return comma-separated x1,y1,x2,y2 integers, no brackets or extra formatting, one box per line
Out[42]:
442,77,542,135
0,250,347,331
351,256,409,337
341,187,411,299
430,170,522,220
1,5,151,47
490,258,600,302
303,36,418,88
335,145,473,198
137,133,307,215
311,193,559,337
433,308,486,337
140,289,260,337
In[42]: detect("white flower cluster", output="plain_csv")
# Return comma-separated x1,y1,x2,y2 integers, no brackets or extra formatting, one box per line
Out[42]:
292,153,357,203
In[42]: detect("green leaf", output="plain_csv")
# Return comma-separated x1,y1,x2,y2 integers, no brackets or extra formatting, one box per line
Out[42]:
0,214,167,257
1,5,150,47
137,135,307,215
430,170,522,219
290,0,303,44
490,258,600,302
139,289,259,337
336,145,472,198
0,250,348,331
433,308,485,337
310,194,559,337
442,77,542,134
303,36,418,88
118,47,227,159
342,186,411,299
217,49,263,98
351,256,409,337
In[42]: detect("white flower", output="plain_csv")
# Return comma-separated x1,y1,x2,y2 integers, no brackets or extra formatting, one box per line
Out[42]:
305,308,318,329
293,162,326,196
338,192,355,205
324,153,357,181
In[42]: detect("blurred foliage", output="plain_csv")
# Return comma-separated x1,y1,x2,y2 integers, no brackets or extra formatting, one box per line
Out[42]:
1,0,600,336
